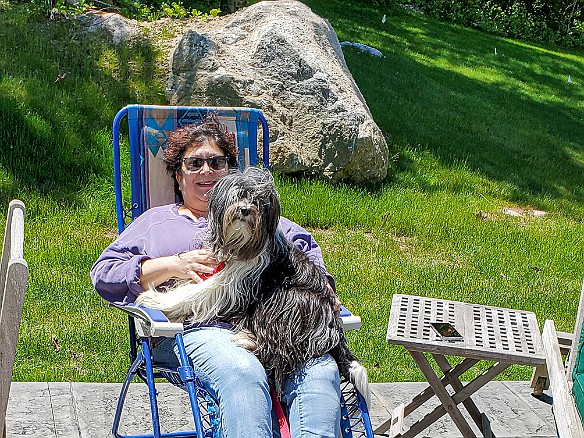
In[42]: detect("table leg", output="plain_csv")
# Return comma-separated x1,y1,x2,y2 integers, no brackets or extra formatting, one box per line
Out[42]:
410,350,478,438
450,361,510,404
404,358,479,416
432,354,492,436
374,358,478,435
404,361,511,438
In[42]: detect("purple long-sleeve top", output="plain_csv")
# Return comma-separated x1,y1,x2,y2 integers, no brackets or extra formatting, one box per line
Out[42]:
90,203,335,304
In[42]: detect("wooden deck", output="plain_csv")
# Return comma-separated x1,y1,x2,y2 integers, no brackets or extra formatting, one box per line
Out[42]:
7,381,557,437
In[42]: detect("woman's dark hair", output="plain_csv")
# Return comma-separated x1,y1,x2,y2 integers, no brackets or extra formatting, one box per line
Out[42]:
164,113,238,200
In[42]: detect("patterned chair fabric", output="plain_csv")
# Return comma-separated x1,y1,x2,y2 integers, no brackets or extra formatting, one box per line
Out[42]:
113,105,269,233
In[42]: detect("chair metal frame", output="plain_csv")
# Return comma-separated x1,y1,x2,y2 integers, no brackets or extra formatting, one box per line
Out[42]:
110,104,373,438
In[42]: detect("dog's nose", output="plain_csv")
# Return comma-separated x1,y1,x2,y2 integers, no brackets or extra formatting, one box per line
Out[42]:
239,207,250,216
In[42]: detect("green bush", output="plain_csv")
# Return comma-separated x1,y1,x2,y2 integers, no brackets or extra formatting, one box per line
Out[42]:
15,0,584,48
111,0,223,17
13,0,227,20
407,0,584,48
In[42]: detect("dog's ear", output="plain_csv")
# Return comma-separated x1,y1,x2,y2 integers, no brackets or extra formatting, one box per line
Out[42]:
206,170,243,256
266,186,281,237
254,168,281,238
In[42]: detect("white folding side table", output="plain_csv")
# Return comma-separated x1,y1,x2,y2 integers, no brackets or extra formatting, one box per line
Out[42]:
376,294,546,438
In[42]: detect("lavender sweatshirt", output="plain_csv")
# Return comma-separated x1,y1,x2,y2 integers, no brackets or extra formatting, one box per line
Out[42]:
90,203,334,304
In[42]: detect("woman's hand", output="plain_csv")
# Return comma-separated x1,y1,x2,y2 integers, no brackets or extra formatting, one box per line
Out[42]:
175,249,218,282
139,249,218,289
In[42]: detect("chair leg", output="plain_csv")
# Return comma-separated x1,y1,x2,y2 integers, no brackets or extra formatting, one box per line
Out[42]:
141,340,163,438
356,390,374,438
113,344,165,438
112,353,146,438
174,334,206,438
339,379,375,438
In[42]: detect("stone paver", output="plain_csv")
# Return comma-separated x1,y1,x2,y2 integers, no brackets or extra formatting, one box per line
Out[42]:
7,381,556,437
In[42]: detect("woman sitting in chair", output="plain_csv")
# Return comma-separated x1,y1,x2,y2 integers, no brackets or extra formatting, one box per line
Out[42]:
91,114,342,438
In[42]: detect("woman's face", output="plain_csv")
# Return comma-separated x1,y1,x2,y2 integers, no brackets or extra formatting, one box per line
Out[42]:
176,137,229,213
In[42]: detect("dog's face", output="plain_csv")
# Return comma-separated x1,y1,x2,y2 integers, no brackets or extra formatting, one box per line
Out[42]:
206,167,280,261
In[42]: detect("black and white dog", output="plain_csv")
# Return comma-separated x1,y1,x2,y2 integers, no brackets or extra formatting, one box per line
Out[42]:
136,167,369,402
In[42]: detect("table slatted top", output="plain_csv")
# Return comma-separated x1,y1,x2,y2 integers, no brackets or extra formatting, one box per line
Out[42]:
387,294,545,365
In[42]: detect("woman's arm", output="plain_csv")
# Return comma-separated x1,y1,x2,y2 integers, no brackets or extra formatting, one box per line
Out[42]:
92,244,218,303
279,216,336,291
91,206,216,303
90,240,150,303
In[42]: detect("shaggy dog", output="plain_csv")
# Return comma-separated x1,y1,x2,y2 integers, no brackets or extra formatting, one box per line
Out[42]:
136,167,370,402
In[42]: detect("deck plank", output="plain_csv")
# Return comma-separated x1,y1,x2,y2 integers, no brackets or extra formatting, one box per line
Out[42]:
7,381,558,437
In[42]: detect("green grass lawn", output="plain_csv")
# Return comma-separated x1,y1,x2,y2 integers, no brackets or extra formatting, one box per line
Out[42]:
1,0,584,383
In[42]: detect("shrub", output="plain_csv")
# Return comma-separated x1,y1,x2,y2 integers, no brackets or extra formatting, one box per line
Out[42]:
407,0,584,48
12,0,232,20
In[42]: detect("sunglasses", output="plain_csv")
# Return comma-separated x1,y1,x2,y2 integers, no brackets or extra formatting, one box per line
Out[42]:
182,156,229,172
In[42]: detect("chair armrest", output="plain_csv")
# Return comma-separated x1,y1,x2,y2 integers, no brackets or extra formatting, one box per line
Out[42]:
531,329,575,394
110,303,184,338
542,319,584,437
112,303,362,334
340,306,362,331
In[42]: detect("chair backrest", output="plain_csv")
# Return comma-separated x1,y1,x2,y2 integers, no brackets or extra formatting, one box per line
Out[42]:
0,200,28,438
112,105,270,365
112,105,270,233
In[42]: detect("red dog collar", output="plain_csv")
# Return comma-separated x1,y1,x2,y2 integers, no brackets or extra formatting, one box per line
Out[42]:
199,261,225,280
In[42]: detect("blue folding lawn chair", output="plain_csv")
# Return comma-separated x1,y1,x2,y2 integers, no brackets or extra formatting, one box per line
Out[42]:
109,104,373,438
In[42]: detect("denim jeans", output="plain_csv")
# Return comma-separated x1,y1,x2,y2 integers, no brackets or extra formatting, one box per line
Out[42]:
153,327,341,438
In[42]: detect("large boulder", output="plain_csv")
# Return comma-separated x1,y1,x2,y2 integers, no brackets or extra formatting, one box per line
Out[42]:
167,1,388,184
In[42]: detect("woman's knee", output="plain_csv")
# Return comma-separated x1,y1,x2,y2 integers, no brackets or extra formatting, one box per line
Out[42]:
283,354,341,438
223,352,269,388
302,354,340,385
283,354,341,402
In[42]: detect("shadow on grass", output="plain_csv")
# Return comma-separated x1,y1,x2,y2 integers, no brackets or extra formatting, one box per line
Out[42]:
0,8,164,212
305,0,584,213
351,51,582,202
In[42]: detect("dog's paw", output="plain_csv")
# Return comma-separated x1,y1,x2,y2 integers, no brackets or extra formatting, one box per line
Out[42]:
232,330,258,351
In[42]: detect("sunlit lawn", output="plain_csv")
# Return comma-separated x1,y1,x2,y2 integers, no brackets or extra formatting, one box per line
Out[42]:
1,0,583,382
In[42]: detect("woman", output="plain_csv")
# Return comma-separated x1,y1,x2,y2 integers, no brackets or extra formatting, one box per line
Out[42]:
91,114,342,437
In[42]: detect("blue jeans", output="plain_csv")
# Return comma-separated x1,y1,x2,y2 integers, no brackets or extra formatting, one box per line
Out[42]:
153,327,341,438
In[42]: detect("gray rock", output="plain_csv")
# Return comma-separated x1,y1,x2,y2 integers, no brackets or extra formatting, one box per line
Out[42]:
166,1,388,183
76,2,388,183
81,11,137,45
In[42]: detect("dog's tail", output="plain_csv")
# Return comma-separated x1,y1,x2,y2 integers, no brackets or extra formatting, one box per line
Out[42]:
349,360,371,409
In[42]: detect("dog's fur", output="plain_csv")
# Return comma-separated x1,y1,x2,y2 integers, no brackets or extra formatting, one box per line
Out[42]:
136,167,370,403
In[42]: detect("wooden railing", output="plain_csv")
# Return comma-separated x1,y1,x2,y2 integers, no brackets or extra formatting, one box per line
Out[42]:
0,200,28,438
